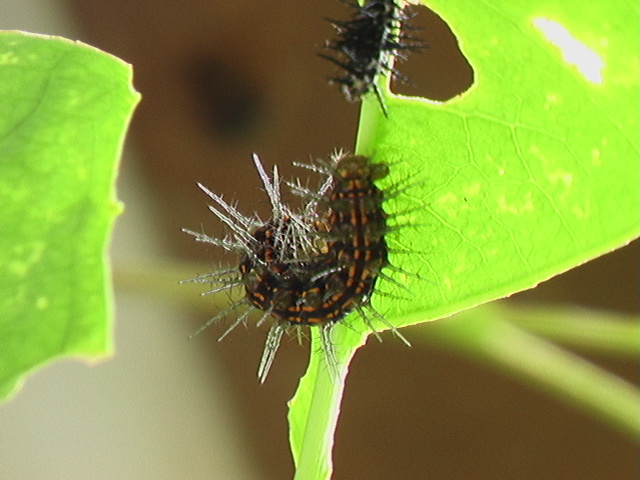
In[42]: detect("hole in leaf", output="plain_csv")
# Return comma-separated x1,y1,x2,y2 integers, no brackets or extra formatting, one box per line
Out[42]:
393,4,474,102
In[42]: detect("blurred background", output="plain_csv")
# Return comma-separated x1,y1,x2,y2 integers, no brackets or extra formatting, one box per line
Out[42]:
0,1,638,479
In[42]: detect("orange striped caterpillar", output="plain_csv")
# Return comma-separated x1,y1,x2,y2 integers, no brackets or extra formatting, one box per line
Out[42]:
184,153,409,381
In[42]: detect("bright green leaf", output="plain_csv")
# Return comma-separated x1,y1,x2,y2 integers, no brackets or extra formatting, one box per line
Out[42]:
290,0,640,477
368,0,640,327
0,32,140,401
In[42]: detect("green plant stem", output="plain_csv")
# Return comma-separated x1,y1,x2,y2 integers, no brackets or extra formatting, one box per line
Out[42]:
500,303,640,355
289,327,368,480
112,259,221,310
422,304,640,437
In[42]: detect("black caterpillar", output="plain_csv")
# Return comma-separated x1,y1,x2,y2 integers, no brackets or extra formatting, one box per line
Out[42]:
320,0,424,114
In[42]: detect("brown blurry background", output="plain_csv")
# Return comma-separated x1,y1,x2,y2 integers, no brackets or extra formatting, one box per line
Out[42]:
1,1,638,479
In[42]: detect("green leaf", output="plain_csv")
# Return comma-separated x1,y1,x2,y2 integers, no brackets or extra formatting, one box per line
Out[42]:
368,0,640,326
0,32,139,401
289,1,640,477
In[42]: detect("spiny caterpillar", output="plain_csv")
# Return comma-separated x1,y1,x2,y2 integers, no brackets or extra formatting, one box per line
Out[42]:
183,153,409,382
319,0,424,115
